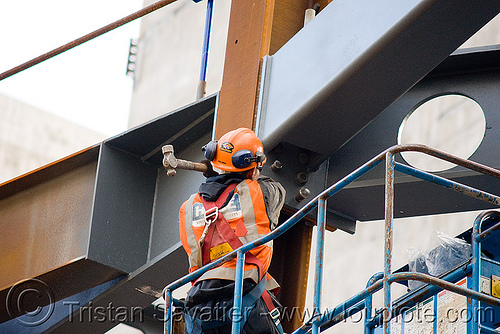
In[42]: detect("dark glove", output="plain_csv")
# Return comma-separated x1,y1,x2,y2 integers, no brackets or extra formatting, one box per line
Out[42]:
201,159,219,178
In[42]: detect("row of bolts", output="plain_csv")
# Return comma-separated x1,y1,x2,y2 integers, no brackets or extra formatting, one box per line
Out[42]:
269,159,311,203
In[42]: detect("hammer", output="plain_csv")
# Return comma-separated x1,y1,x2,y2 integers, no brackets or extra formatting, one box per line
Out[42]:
162,145,208,177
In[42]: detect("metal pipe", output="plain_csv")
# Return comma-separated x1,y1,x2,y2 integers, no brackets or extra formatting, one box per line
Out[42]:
232,250,246,334
0,0,178,81
383,151,395,334
471,212,500,334
479,324,500,334
388,145,500,179
312,272,500,333
364,272,384,334
367,263,473,329
472,212,500,334
475,219,500,243
394,163,500,206
312,278,383,331
200,0,213,82
164,289,173,334
196,0,214,100
312,197,327,334
312,301,366,332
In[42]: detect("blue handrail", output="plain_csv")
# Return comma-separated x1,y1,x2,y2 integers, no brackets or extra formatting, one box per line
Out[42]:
471,211,500,334
163,144,500,334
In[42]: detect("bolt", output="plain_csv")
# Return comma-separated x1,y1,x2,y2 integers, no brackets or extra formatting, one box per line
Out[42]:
294,172,308,185
295,187,311,202
270,160,283,172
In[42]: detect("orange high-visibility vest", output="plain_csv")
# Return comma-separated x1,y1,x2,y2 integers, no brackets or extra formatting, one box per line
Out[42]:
179,179,275,286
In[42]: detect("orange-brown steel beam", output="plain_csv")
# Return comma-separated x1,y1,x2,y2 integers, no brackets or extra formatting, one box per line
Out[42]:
214,1,332,331
214,0,275,138
214,0,332,138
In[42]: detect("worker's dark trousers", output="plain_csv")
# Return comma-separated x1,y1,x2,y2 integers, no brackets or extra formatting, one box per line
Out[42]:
183,278,282,334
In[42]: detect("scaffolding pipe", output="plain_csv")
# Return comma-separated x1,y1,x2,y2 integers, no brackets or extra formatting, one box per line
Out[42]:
164,289,173,334
383,151,395,334
364,272,384,334
471,211,500,334
231,250,246,334
303,272,500,334
395,163,500,206
312,197,327,334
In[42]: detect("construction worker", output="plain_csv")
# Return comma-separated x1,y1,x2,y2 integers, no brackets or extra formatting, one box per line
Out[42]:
179,128,286,334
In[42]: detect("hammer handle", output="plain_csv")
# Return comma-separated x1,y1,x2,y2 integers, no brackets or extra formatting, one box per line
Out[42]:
175,159,208,173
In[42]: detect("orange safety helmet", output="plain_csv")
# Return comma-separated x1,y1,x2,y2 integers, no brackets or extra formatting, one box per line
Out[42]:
203,128,267,172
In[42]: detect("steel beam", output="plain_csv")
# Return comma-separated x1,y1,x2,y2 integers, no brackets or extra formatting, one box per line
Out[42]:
47,243,188,333
257,0,500,159
215,0,331,137
0,94,216,331
215,0,276,137
326,47,500,221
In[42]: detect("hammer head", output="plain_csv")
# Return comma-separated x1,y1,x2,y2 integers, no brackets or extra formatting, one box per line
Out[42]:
162,144,178,176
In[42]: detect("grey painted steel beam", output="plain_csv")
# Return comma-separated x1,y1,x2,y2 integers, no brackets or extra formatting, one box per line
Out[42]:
258,0,500,159
324,47,500,222
47,243,188,333
0,94,216,330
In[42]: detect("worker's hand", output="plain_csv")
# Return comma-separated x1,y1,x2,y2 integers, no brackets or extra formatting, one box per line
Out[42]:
201,159,219,178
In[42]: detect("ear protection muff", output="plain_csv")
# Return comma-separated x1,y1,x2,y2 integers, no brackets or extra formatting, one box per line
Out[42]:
203,140,218,161
231,150,266,169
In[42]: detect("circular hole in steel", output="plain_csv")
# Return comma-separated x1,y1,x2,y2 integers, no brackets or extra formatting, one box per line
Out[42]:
398,94,486,172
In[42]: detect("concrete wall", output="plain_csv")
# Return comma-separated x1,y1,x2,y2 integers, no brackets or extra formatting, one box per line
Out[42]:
0,94,104,183
128,0,230,128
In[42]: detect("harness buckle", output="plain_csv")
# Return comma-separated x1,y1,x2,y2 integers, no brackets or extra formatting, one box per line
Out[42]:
204,207,218,223
269,308,280,320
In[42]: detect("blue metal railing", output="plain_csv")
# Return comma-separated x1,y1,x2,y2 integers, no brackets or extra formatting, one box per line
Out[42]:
472,211,500,334
163,144,500,334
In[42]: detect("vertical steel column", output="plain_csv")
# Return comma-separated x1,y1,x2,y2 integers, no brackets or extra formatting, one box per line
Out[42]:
164,289,173,334
232,250,246,334
383,152,395,334
196,0,214,99
312,197,327,334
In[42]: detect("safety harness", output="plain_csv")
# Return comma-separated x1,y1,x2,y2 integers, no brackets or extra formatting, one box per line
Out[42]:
184,183,283,333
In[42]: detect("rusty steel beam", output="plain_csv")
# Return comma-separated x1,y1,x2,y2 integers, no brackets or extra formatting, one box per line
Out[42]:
215,0,276,137
215,1,330,326
215,0,331,138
